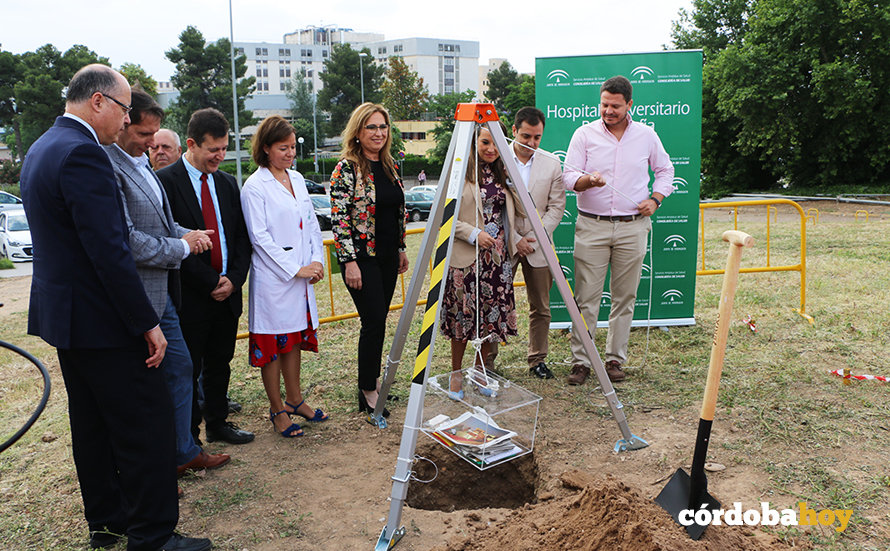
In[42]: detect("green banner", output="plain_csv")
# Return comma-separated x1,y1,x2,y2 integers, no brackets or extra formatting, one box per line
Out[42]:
535,50,702,327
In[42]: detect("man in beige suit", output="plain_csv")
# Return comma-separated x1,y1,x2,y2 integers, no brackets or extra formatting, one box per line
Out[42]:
511,107,566,379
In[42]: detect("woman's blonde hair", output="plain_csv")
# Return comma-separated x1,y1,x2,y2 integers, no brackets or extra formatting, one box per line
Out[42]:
339,102,399,182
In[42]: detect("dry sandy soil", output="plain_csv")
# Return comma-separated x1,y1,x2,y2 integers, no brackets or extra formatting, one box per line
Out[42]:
2,198,887,550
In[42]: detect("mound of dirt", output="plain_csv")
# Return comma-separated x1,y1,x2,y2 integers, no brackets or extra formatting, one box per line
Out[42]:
430,470,799,551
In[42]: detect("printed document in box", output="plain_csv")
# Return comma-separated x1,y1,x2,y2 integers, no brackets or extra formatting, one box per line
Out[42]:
433,411,517,451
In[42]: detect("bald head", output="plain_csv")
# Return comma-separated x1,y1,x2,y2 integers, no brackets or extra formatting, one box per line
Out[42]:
65,64,132,145
149,129,182,170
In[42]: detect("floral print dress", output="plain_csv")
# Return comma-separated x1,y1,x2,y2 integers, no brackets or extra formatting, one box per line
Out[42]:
440,164,518,342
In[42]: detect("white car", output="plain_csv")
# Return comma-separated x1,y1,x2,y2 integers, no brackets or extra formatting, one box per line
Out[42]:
412,184,438,194
0,190,23,212
309,194,332,231
0,208,33,262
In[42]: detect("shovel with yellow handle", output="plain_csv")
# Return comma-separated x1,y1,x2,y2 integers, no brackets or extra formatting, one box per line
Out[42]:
655,230,754,540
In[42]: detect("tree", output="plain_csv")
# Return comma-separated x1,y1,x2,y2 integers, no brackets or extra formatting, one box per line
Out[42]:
390,124,404,160
427,90,476,160
318,44,385,136
484,61,522,117
119,62,158,97
671,0,752,61
670,0,768,196
286,70,318,161
0,50,22,159
287,70,314,121
673,0,890,193
381,57,430,120
715,0,890,188
165,26,256,137
502,75,535,120
11,44,108,156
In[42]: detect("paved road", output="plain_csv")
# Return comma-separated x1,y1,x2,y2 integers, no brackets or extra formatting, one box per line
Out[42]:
0,260,32,279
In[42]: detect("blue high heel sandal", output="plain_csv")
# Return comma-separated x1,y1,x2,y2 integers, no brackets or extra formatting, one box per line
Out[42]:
447,389,465,401
286,400,329,422
270,409,303,437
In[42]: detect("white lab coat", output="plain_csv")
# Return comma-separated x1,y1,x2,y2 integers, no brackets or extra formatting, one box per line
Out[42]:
241,166,324,334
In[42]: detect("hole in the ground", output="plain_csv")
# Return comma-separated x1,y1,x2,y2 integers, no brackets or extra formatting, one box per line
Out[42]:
405,441,538,511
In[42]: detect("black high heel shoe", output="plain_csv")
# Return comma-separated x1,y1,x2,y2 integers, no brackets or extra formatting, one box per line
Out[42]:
358,390,390,418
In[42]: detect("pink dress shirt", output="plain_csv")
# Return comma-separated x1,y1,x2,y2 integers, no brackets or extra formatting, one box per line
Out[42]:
563,115,674,216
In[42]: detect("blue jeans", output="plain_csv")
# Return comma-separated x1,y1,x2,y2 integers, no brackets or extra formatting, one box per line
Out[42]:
160,296,202,465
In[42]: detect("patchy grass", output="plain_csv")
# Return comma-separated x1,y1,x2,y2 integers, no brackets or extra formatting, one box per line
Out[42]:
1,208,888,549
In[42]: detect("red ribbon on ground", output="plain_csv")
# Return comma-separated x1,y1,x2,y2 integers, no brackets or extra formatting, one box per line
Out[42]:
829,369,888,382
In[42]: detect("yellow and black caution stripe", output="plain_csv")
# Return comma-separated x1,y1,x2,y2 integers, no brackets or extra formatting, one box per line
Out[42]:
412,197,456,384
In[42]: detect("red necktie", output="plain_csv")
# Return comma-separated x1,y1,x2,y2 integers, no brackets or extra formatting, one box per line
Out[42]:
200,174,223,273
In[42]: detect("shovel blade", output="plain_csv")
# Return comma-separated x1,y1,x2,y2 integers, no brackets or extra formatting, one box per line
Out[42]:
654,468,721,540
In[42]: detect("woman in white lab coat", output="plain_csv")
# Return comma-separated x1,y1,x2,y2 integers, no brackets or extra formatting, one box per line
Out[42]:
241,115,329,438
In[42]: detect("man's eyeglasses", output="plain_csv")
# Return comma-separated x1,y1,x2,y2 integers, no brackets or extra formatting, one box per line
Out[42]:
364,124,389,132
102,93,132,114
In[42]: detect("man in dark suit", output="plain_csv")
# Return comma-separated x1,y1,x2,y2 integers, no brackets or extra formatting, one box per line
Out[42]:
20,64,210,551
158,108,252,446
106,88,241,475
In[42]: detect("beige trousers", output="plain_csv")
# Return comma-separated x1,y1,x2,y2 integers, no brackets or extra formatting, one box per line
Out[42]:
518,258,554,367
570,215,651,366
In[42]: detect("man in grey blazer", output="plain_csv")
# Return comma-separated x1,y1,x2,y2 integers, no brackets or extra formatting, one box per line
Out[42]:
106,88,241,477
511,107,566,380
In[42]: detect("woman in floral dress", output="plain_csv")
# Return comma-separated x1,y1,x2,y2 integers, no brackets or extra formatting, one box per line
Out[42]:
440,123,534,398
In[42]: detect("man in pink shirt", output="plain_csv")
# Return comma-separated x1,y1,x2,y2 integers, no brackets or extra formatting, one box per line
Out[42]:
563,75,674,384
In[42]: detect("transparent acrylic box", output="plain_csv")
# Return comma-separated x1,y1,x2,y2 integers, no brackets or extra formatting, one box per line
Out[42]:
423,367,542,470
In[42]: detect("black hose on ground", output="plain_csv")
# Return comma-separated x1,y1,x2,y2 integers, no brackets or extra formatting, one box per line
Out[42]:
0,339,51,454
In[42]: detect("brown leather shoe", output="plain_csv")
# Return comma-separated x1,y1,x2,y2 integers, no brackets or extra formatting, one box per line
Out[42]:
177,450,230,476
567,364,590,385
605,360,626,382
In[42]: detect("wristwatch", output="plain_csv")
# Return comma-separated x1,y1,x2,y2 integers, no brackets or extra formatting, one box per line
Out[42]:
650,196,662,208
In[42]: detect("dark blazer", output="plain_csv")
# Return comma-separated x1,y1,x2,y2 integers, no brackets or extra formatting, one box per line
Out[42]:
21,116,159,348
157,158,251,322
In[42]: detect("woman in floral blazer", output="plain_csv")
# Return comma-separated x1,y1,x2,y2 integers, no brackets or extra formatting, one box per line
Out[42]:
330,103,408,421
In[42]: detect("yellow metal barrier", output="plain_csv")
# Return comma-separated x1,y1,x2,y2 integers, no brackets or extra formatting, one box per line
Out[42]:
855,210,870,221
699,199,813,324
237,200,814,339
806,208,819,224
317,227,429,324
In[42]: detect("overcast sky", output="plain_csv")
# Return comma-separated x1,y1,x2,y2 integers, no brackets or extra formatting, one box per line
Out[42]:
1,0,693,82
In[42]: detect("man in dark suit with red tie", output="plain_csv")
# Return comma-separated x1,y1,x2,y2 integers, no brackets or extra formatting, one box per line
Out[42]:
157,108,253,446
21,64,210,551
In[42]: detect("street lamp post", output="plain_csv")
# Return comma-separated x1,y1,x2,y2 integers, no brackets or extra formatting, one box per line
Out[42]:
298,136,304,160
228,0,243,187
304,74,319,174
358,52,368,104
311,91,319,174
